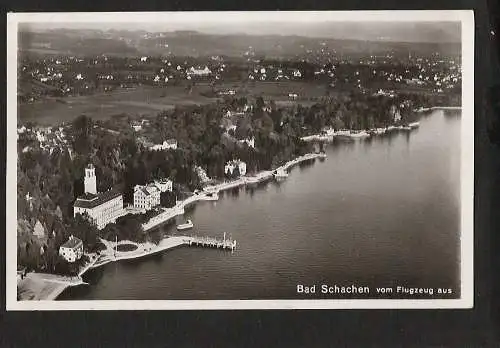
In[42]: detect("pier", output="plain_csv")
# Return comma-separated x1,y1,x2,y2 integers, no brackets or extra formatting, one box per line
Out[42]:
184,233,237,251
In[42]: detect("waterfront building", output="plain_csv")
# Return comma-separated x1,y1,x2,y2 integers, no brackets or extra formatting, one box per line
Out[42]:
59,235,83,263
73,164,124,230
134,184,161,211
322,127,337,136
224,160,247,176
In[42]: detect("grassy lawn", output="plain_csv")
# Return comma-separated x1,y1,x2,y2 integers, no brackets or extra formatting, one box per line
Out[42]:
115,243,139,252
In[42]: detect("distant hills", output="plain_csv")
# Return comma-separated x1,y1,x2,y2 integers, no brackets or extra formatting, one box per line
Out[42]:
18,29,461,58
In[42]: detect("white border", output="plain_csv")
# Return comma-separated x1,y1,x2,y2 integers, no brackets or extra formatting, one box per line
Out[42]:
6,10,474,311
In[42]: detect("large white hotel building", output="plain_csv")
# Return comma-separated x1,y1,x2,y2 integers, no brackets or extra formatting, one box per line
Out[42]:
73,164,124,230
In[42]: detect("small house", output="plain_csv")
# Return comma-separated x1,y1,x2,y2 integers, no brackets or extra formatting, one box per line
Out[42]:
59,235,83,263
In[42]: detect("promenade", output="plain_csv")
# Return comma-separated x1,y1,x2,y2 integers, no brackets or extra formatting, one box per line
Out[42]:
142,152,326,231
87,234,236,272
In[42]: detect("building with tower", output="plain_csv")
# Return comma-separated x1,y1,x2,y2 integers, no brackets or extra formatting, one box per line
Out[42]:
73,164,124,230
84,164,97,194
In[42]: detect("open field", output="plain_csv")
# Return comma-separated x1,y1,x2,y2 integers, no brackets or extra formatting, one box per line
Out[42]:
18,81,332,125
18,85,220,125
18,80,457,126
216,80,330,101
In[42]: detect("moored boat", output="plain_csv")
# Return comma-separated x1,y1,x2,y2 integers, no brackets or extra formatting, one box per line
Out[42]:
177,219,194,230
409,122,420,129
202,192,219,201
274,168,289,178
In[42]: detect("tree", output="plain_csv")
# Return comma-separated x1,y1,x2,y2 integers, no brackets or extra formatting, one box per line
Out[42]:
70,213,99,251
71,115,94,155
256,96,265,110
160,191,176,208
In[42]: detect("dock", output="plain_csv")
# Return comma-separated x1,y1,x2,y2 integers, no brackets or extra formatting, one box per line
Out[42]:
184,233,237,251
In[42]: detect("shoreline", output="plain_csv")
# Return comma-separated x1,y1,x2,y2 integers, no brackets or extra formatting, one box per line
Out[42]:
415,106,462,112
300,105,462,142
19,152,326,301
17,272,86,301
142,152,326,231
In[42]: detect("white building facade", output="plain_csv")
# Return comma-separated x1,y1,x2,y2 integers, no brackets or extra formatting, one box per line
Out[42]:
238,137,255,148
150,139,178,151
84,164,97,195
154,178,173,193
74,192,124,230
187,66,211,76
134,184,161,211
59,235,84,263
224,160,247,176
73,164,124,230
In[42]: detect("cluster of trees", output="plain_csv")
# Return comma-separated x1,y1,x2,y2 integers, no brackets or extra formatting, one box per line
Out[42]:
100,215,146,243
17,209,99,275
260,90,460,136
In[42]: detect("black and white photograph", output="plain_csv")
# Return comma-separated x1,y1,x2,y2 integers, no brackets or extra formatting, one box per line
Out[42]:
6,11,474,310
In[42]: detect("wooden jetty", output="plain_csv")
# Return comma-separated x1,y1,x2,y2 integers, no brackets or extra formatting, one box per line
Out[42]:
186,232,237,251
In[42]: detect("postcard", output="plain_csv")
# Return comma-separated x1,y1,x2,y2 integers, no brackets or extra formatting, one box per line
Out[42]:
6,10,474,310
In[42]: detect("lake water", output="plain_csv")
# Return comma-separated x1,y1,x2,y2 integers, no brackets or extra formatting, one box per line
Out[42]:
60,110,462,300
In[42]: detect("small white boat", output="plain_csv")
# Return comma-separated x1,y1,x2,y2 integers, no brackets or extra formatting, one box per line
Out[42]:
177,219,193,230
374,128,386,135
401,125,412,131
274,168,289,178
409,122,420,129
386,125,397,131
245,176,260,185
